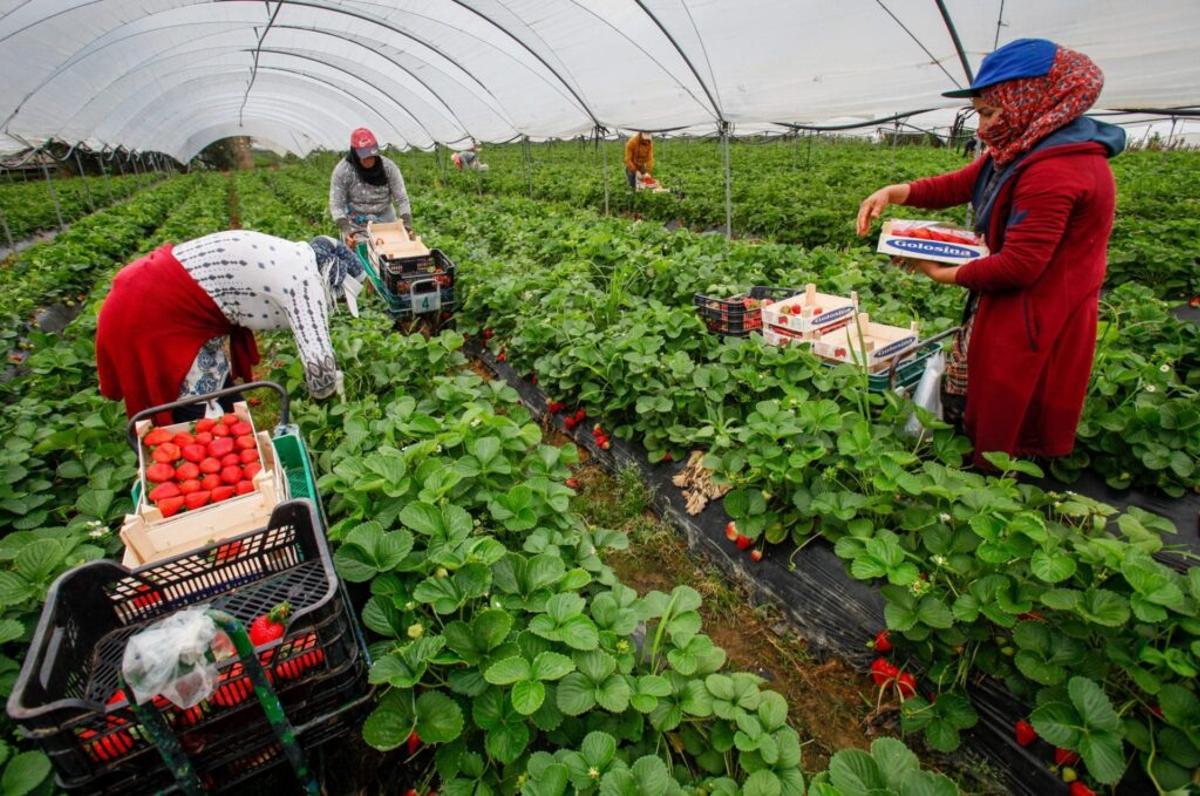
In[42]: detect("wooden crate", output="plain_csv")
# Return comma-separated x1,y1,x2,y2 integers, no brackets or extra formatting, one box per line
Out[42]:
811,313,920,372
366,220,429,269
760,283,857,344
120,403,286,567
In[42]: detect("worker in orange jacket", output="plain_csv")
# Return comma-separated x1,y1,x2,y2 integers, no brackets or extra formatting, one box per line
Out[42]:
624,132,653,189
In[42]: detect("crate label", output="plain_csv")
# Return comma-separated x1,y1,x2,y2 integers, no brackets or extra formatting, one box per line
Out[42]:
884,238,984,260
872,336,918,360
413,292,442,314
811,305,855,327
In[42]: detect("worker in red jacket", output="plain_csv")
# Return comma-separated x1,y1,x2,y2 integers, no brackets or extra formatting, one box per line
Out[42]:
857,38,1125,467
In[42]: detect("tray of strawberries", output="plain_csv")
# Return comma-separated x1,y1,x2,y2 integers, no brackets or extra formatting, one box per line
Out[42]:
692,286,804,337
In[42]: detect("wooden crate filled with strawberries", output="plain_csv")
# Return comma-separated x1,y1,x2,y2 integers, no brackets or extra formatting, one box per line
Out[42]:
811,312,920,372
121,403,285,566
760,283,858,347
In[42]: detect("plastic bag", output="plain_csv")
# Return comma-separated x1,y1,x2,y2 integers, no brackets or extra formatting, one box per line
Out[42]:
904,352,945,437
121,607,231,708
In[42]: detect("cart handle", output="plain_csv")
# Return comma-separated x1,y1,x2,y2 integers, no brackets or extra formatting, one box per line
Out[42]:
125,380,291,452
884,326,962,387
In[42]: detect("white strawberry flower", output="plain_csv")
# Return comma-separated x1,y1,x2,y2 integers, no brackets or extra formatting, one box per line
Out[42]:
1145,384,1157,393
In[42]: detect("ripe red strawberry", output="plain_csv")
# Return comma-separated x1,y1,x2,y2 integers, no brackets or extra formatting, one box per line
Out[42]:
1014,719,1037,747
172,432,195,447
240,448,260,464
600,440,611,450
211,423,231,438
151,443,181,463
496,351,506,363
208,437,235,458
1188,295,1200,309
407,731,421,755
195,418,217,433
870,657,899,686
243,462,262,480
405,790,418,796
157,496,185,518
235,435,256,450
749,549,763,563
199,457,222,474
221,413,239,426
1150,704,1164,718
482,328,494,340
220,465,242,485
565,478,580,489
185,491,211,510
734,535,752,551
181,444,207,463
1068,783,1095,796
175,462,201,481
144,428,173,447
531,375,538,385
872,630,892,653
201,473,222,491
146,462,175,483
1054,748,1080,766
221,453,241,467
249,602,291,646
211,485,235,503
178,479,201,495
564,417,577,431
662,451,673,462
574,408,586,421
896,671,917,698
194,431,213,446
235,480,255,495
231,422,253,437
725,522,738,541
149,482,181,502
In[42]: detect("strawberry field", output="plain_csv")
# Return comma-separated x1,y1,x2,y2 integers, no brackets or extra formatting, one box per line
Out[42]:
0,138,1197,796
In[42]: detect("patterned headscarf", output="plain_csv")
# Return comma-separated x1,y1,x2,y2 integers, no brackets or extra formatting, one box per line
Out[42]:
978,46,1104,166
309,236,365,316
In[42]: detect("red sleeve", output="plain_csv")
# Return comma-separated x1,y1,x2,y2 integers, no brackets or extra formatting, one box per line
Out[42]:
954,161,1079,292
904,157,985,210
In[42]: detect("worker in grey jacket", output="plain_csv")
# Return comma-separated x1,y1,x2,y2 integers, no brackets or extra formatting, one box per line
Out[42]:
329,127,412,241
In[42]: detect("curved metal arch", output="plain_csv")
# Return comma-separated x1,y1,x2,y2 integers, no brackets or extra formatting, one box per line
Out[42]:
117,70,413,152
247,47,442,142
629,0,723,121
3,12,511,135
48,42,430,146
129,102,351,157
214,0,580,116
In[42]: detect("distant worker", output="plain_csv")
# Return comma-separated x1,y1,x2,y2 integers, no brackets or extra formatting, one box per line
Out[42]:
452,140,489,172
329,128,412,244
97,231,364,423
624,131,654,190
856,38,1123,467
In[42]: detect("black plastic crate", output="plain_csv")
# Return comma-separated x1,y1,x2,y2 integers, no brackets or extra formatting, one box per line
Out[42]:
692,286,803,336
381,248,455,298
72,652,370,794
8,500,359,788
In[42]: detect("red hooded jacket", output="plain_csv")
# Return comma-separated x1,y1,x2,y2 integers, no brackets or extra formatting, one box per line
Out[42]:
905,119,1123,463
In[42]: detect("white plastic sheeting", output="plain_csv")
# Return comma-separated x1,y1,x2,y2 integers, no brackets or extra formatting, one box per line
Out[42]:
1,1,1198,160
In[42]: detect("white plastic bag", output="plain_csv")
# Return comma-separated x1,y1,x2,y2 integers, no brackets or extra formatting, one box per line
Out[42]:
904,352,945,437
121,607,231,708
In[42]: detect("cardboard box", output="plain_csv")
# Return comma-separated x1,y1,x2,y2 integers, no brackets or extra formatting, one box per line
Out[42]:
811,313,920,372
760,284,857,345
120,404,286,567
877,220,988,265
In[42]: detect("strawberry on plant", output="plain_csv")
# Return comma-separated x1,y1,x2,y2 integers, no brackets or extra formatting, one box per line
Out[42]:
1061,767,1078,783
662,451,672,462
1054,748,1080,766
870,657,898,686
734,535,752,551
407,731,421,755
725,522,738,541
871,630,892,653
496,350,506,363
896,671,916,698
1068,783,1095,796
249,602,291,646
749,549,763,563
565,478,580,489
1014,719,1037,747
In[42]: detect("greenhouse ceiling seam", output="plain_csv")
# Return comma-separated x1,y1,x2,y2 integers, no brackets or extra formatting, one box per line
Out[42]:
631,0,723,123
239,0,285,126
872,0,964,89
933,0,975,85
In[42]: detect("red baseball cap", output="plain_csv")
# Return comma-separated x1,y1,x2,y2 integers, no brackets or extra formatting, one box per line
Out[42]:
350,128,379,158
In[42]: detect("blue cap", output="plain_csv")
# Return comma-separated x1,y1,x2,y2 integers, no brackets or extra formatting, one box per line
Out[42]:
943,38,1059,98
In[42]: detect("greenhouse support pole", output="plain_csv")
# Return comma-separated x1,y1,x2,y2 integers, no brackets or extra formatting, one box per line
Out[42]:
130,154,141,189
41,162,65,231
98,155,113,203
720,121,733,237
522,136,533,199
0,207,13,251
73,150,95,211
597,126,610,217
